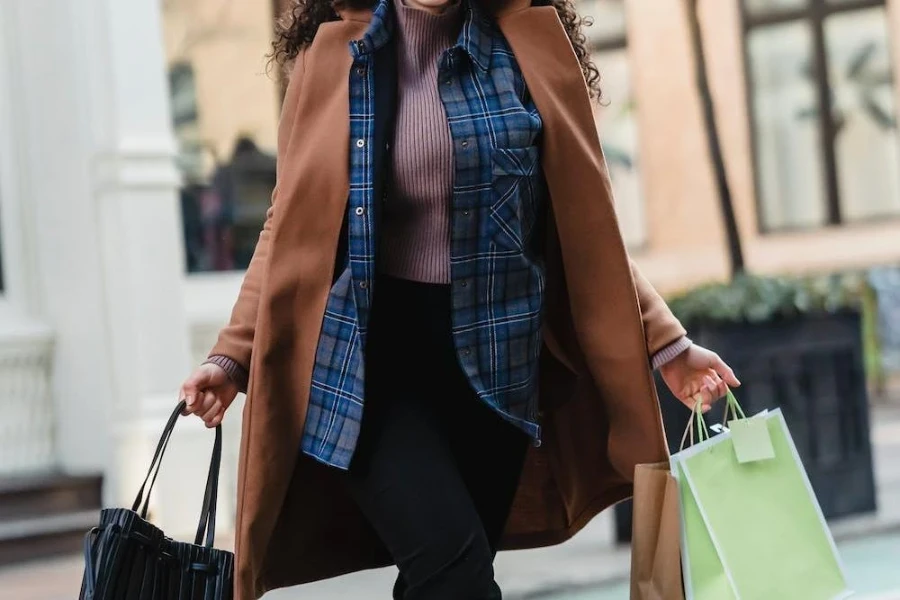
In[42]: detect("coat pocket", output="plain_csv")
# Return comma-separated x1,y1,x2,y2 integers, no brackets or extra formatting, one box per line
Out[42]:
490,146,540,252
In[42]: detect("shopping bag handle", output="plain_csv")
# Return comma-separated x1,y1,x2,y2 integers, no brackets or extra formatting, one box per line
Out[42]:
679,400,711,451
678,389,748,451
722,388,746,425
130,400,223,548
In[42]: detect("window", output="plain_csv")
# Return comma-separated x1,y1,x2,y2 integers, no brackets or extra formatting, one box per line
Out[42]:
162,0,280,273
581,0,647,248
743,0,900,231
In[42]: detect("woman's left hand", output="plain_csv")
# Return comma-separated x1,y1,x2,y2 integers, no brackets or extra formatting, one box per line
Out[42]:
659,344,740,412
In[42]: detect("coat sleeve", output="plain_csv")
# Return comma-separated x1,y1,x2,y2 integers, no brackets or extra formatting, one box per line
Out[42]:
206,201,276,372
630,260,689,361
206,51,308,373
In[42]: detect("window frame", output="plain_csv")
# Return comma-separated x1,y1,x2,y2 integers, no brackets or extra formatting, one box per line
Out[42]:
740,0,897,232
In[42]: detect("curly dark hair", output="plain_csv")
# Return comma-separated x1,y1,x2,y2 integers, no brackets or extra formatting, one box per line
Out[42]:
271,0,602,99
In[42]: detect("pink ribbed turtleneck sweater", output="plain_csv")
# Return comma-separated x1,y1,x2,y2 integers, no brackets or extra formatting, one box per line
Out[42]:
378,0,463,284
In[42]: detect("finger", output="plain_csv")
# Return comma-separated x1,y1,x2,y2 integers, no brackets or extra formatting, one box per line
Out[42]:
197,390,217,416
678,393,709,413
695,386,716,407
705,368,728,397
182,370,213,411
187,390,214,419
687,391,709,411
700,375,723,402
207,410,225,428
681,379,703,401
710,354,741,387
201,399,222,425
715,378,728,400
179,387,191,415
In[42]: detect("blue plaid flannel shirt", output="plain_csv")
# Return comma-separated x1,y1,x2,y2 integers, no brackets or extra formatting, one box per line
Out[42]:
301,0,547,468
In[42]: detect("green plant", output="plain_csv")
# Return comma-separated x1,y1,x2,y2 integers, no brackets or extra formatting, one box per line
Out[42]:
667,272,869,327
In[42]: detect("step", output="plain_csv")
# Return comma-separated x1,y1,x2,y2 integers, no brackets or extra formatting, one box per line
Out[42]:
0,473,102,566
0,473,101,522
0,510,98,565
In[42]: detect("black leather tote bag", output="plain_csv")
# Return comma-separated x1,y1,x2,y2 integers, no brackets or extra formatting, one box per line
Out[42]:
80,401,234,599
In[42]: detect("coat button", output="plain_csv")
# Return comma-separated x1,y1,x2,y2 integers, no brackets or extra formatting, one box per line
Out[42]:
356,66,366,76
356,139,365,148
461,140,469,149
355,207,365,216
359,281,368,289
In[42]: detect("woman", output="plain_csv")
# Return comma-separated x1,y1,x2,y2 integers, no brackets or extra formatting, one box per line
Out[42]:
180,0,739,597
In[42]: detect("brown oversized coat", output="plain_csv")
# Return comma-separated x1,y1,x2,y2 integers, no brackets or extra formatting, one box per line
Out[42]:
209,0,687,596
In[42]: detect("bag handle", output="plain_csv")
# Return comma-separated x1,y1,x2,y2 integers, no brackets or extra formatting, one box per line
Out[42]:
131,400,223,548
679,401,708,450
722,388,746,424
131,402,182,517
678,389,748,451
193,423,222,547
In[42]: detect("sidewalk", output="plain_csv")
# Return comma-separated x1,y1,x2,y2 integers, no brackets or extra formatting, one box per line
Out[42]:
1,402,898,600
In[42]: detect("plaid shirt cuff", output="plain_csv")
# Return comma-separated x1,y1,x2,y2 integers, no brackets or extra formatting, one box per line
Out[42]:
204,355,249,393
651,336,692,370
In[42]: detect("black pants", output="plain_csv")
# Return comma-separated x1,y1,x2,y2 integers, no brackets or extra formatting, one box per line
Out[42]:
345,275,529,600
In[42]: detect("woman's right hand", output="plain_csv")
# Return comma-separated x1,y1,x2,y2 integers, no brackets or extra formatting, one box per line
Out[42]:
180,363,239,428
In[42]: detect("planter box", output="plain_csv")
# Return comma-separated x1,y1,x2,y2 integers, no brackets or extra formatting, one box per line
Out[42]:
615,311,877,543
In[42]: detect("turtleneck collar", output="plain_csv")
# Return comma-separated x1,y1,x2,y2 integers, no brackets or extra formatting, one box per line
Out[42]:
393,0,464,72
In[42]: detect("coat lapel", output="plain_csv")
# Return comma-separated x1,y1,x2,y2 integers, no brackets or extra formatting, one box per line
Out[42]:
235,17,367,599
497,8,667,476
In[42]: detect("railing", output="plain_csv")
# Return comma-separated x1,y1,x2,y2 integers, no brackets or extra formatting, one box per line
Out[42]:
0,327,55,476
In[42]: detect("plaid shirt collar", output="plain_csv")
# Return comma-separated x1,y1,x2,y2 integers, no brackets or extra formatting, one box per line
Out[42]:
352,0,495,72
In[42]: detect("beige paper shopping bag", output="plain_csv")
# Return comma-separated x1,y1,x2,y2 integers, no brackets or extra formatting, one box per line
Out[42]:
630,462,685,600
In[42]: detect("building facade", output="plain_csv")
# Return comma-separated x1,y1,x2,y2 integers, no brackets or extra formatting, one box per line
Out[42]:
1,0,899,551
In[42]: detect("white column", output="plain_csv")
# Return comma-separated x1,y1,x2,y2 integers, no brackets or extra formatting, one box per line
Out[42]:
7,0,210,537
0,3,57,476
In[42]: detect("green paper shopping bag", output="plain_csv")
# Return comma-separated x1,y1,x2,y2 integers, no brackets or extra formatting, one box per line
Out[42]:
671,392,851,600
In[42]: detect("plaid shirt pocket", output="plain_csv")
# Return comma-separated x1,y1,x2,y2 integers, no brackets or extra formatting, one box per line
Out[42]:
490,146,540,252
